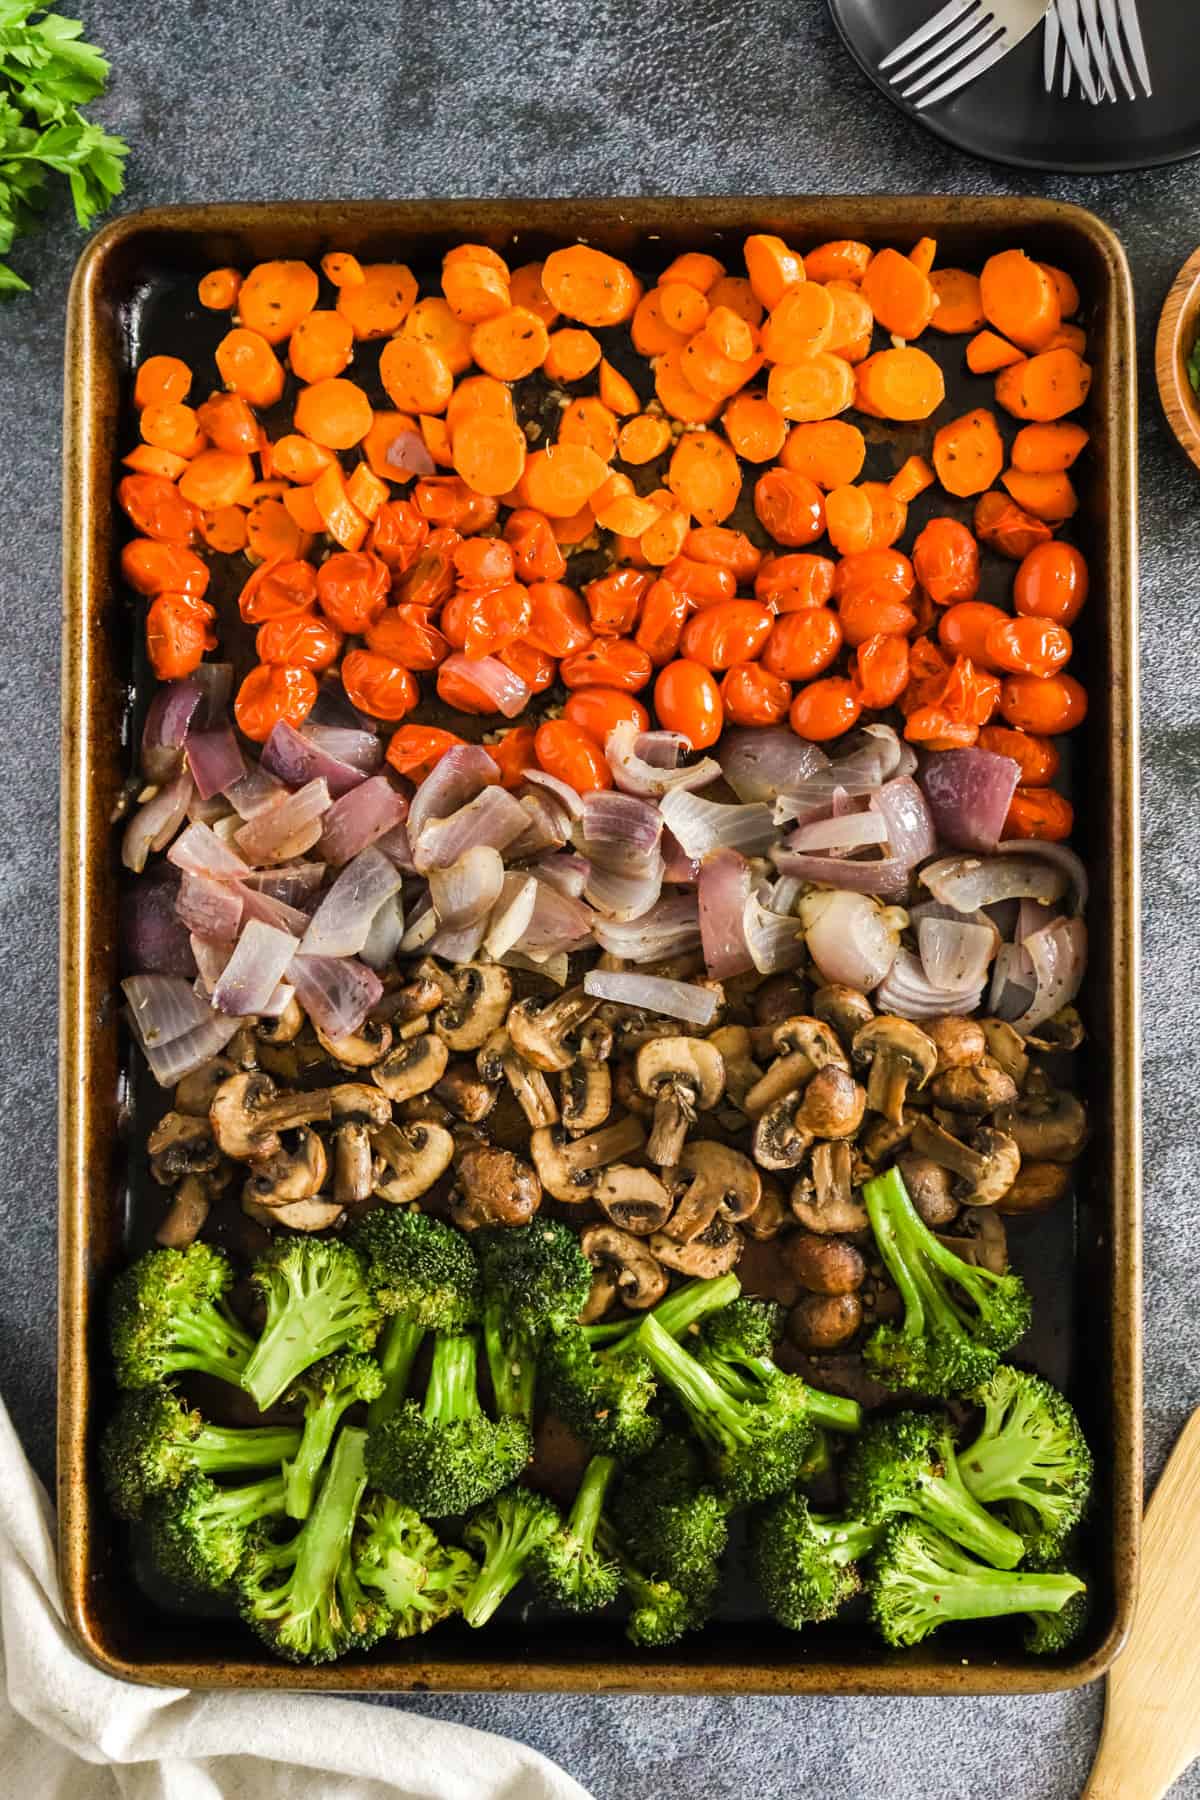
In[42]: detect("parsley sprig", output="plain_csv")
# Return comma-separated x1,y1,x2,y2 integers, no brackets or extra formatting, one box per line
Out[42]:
0,3,128,294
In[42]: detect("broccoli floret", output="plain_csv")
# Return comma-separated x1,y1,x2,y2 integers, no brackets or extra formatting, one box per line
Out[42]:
109,1244,255,1392
958,1366,1094,1563
461,1485,562,1627
699,1296,785,1362
237,1425,387,1664
366,1330,531,1516
862,1167,1032,1397
750,1491,881,1630
844,1411,1026,1569
542,1324,661,1462
241,1239,381,1412
354,1493,479,1637
529,1454,622,1614
351,1208,480,1427
585,1273,744,1353
284,1354,385,1520
101,1387,302,1520
692,1303,862,1436
868,1519,1086,1648
149,1470,288,1592
634,1313,820,1505
594,1519,704,1647
476,1221,592,1423
1024,1565,1090,1654
609,1438,730,1604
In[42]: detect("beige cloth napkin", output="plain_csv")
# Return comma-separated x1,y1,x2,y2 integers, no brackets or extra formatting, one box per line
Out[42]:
0,1396,593,1800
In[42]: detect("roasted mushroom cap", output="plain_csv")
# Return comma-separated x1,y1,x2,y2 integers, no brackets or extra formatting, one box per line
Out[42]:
930,1058,1018,1115
791,1141,869,1233
257,994,306,1046
637,1036,726,1165
173,1057,239,1118
451,1144,542,1229
707,1024,763,1114
435,963,513,1052
993,1076,1088,1162
783,1232,866,1296
243,1194,345,1234
328,1083,391,1207
741,1175,790,1240
650,1218,742,1278
243,1126,328,1207
794,1066,867,1139
614,1059,654,1118
745,1015,849,1116
578,1266,619,1323
372,1120,455,1204
594,1164,674,1236
580,1224,668,1310
1024,1006,1085,1053
753,1095,815,1172
788,1291,863,1352
997,1161,1072,1215
530,1115,646,1202
812,984,874,1052
663,1140,762,1243
926,1016,986,1073
754,972,810,1029
147,1112,222,1184
560,1061,612,1135
980,1018,1031,1090
433,1061,498,1123
852,1017,938,1123
209,1071,332,1161
506,986,599,1072
894,1151,959,1227
858,1109,919,1166
373,1033,450,1102
314,1016,393,1068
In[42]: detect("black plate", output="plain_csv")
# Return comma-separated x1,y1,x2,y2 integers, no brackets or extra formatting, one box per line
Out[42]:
828,0,1200,173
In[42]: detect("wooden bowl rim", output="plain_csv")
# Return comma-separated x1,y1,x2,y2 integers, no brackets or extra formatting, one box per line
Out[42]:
1156,245,1200,474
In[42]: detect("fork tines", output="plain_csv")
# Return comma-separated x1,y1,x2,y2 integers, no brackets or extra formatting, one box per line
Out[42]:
881,0,1048,109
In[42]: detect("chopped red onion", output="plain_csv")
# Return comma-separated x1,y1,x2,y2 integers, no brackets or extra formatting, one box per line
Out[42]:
234,778,332,866
1015,896,1059,944
989,943,1038,1019
584,855,664,922
799,890,901,990
141,679,202,783
309,675,379,735
140,1011,243,1085
360,894,406,970
439,653,529,718
581,790,663,854
916,917,996,992
123,974,241,1082
427,917,489,962
771,845,912,898
190,663,234,727
399,893,438,953
697,850,755,978
429,845,506,928
236,883,311,935
584,969,719,1026
407,743,501,840
997,839,1089,914
301,847,403,957
412,784,530,873
522,882,594,958
919,749,1021,855
374,821,416,870
873,948,985,1020
507,788,571,858
225,764,289,820
289,953,383,1039
168,819,250,880
242,862,325,906
742,886,805,975
380,426,436,478
318,775,410,866
789,810,890,854
769,874,804,914
186,789,231,826
123,768,195,874
258,981,297,1019
592,891,702,962
530,853,591,898
484,873,539,958
920,853,1069,912
175,871,244,942
120,869,197,977
659,788,777,859
870,776,936,867
605,722,722,798
211,920,298,1016
718,728,830,802
525,769,586,820
661,829,701,884
185,724,247,802
190,935,233,993
262,720,366,800
300,723,384,774
1011,917,1086,1031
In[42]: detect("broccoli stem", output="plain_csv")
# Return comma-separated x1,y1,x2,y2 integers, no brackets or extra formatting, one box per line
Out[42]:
206,1472,289,1527
810,1514,881,1565
367,1318,426,1429
170,1305,257,1384
957,1432,1044,1504
569,1455,617,1546
462,1506,550,1628
716,1351,861,1434
482,1303,537,1422
865,1170,931,1336
424,1332,482,1426
936,1566,1085,1623
191,1423,302,1477
906,1470,1026,1569
591,1274,742,1356
278,1427,369,1624
636,1315,751,1453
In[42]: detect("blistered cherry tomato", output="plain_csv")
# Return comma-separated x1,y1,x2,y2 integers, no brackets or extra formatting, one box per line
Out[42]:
386,723,465,779
720,661,792,726
368,499,428,570
499,639,556,692
534,719,613,793
837,589,916,647
316,552,390,632
394,529,460,608
978,724,1060,787
235,663,317,741
146,593,216,679
121,539,210,599
853,633,910,708
523,581,593,657
117,473,200,544
1004,786,1074,841
755,552,835,611
1000,672,1087,733
985,616,1072,679
654,659,723,749
762,608,843,681
754,468,825,547
441,582,531,658
681,600,773,670
413,475,499,534
586,567,653,636
938,600,1009,668
489,723,538,787
683,525,763,581
904,706,980,750
505,508,568,582
564,687,650,742
256,610,343,671
366,604,451,670
833,548,915,604
560,638,653,692
341,648,418,721
912,517,980,606
241,558,320,624
661,557,737,605
974,491,1053,560
1013,541,1089,626
635,579,690,665
790,676,861,742
941,655,1001,727
454,536,516,587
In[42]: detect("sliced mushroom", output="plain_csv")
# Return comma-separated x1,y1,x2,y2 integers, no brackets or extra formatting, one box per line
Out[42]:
209,1072,333,1161
859,1108,919,1166
852,1017,938,1123
997,1161,1072,1215
373,1033,450,1103
794,1065,866,1139
451,1144,541,1230
1024,1005,1085,1053
371,972,444,1028
788,1291,862,1352
529,1115,646,1202
243,1194,345,1233
580,1225,668,1310
560,1061,612,1135
576,1015,614,1065
433,1060,498,1123
372,1119,456,1204
328,1084,392,1207
894,1151,959,1227
980,1018,1031,1089
255,1032,330,1084
744,1017,848,1117
926,1016,986,1074
226,1026,259,1069
930,1057,1018,1115
707,1024,762,1115
507,986,600,1072
578,1266,619,1324
753,1095,814,1172
148,1111,221,1184
812,983,874,1052
636,1036,725,1165
155,1173,215,1247
477,1030,559,1129
993,1074,1088,1162
435,963,513,1052
650,1217,742,1278
314,1015,393,1068
663,1141,762,1242
257,994,305,1046
740,1175,791,1240
910,1115,1021,1207
791,1141,869,1234
614,1059,654,1118
783,1232,865,1295
936,1206,1008,1274
594,1164,674,1236
173,1057,238,1118
243,1126,328,1207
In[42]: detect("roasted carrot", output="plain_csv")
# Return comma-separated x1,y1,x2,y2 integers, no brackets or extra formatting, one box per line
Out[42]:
667,431,742,527
288,309,354,383
824,483,875,555
979,249,1060,351
762,284,835,361
640,496,690,566
932,407,1005,497
508,261,559,326
543,328,602,383
134,355,192,410
320,252,364,288
858,481,908,550
395,296,474,376
281,485,324,534
704,305,756,363
345,463,389,521
593,484,661,536
560,396,620,462
122,445,189,480
723,390,788,463
654,350,723,424
1042,323,1088,354
1010,420,1089,473
681,331,760,403
269,433,336,483
196,392,260,454
177,449,256,510
707,275,764,327
140,404,206,459
419,414,454,468
238,260,319,344
470,305,551,381
909,236,937,277
216,328,285,407
1001,468,1078,521
453,414,530,498
824,281,874,362
658,280,709,336
598,358,640,415
617,413,672,464
661,251,726,292
966,330,1026,375
1038,262,1080,317
520,443,609,517
767,353,855,422
541,245,640,327
197,268,241,310
312,463,369,549
335,263,418,338
743,234,806,309
378,338,454,416
199,503,249,551
445,373,515,440
855,346,945,421
246,495,309,563
930,268,985,334
994,348,1092,421
293,377,373,449
631,289,689,358
804,239,871,284
888,453,936,503
862,248,935,339
780,418,866,488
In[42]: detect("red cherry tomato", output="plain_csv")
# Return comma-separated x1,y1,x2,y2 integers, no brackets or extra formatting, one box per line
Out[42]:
393,529,461,608
413,475,499,534
1004,787,1074,841
534,719,613,792
683,525,763,581
832,548,916,604
453,536,516,587
441,581,531,658
755,552,836,611
504,508,568,582
523,581,593,658
586,566,654,636
661,557,737,605
720,661,792,726
240,558,320,624
1013,541,1089,626
938,600,1010,669
984,616,1073,679
340,648,419,721
234,664,318,742
498,638,556,693
789,676,861,742
762,608,843,680
489,723,538,788
853,633,910,708
635,579,691,665
368,499,428,570
316,551,390,632
837,589,916,647
977,724,1060,787
117,473,200,543
753,468,825,547
912,517,981,606
999,673,1088,733
365,605,451,670
564,687,650,743
121,539,210,599
681,600,774,670
974,491,1053,560
386,724,466,779
560,638,653,692
654,659,723,749
146,593,216,680
256,610,344,671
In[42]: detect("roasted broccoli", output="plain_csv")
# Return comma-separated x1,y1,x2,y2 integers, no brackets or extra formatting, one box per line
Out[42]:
868,1519,1086,1649
750,1491,882,1630
595,1519,703,1647
844,1411,1026,1569
366,1330,531,1516
461,1485,562,1627
1023,1564,1090,1654
351,1208,480,1427
541,1323,661,1461
284,1354,385,1520
149,1470,288,1591
354,1493,479,1638
691,1301,862,1436
237,1425,388,1664
586,1273,744,1353
101,1386,301,1520
109,1244,255,1392
862,1167,1032,1397
609,1436,730,1605
476,1221,592,1423
958,1366,1094,1563
529,1454,622,1613
241,1239,381,1412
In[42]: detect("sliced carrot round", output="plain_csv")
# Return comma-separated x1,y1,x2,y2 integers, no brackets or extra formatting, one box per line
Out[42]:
445,373,515,441
288,309,354,383
658,280,709,336
930,268,985,334
378,338,454,415
707,275,764,328
453,414,529,497
862,248,935,340
617,413,672,464
541,245,640,327
780,418,866,488
237,260,318,344
246,496,309,563
660,251,725,293
134,355,192,409
655,349,722,423
855,347,945,421
520,443,609,517
824,281,874,362
336,263,418,338
470,305,550,381
803,240,871,284
559,397,619,462
598,358,640,415
723,390,788,463
270,434,336,483
215,328,284,407
293,377,373,448
744,234,806,309
762,284,835,361
767,353,855,422
320,252,364,288
399,296,474,375
932,407,1005,497
667,431,742,527
979,249,1061,352
177,449,256,509
509,260,559,326
197,269,241,311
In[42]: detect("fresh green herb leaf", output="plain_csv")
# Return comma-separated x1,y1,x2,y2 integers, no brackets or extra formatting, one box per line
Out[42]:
0,5,127,293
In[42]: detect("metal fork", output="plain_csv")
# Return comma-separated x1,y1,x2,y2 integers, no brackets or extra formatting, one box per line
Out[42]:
879,0,1053,109
1042,0,1152,98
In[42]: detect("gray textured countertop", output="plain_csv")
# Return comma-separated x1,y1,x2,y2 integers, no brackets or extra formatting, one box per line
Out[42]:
3,1,1197,1793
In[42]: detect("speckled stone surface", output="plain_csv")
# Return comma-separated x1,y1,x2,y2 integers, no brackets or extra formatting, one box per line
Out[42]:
2,1,1198,1792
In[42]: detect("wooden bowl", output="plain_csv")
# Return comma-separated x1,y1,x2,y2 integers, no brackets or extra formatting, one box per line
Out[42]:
1156,246,1200,472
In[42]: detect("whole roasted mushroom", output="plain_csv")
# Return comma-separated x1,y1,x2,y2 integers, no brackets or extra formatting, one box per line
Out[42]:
936,1206,1009,1274
156,1172,220,1247
594,1164,674,1236
243,1126,327,1207
753,1096,814,1172
636,1036,725,1165
477,1029,558,1128
329,1083,392,1206
812,984,874,1052
580,1225,668,1310
783,1232,865,1296
793,1066,866,1139
663,1141,762,1242
790,1141,869,1234
530,1115,646,1202
930,1057,1018,1115
993,1072,1088,1162
650,1217,742,1278
788,1291,862,1352
451,1144,541,1229
373,1033,450,1102
433,1060,498,1123
741,1175,791,1241
706,1024,763,1115
435,963,512,1052
754,971,811,1030
173,1056,238,1118
926,1016,986,1074
894,1151,959,1227
852,1017,938,1123
372,1119,455,1205
997,1162,1073,1214
209,1072,332,1161
507,986,600,1072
